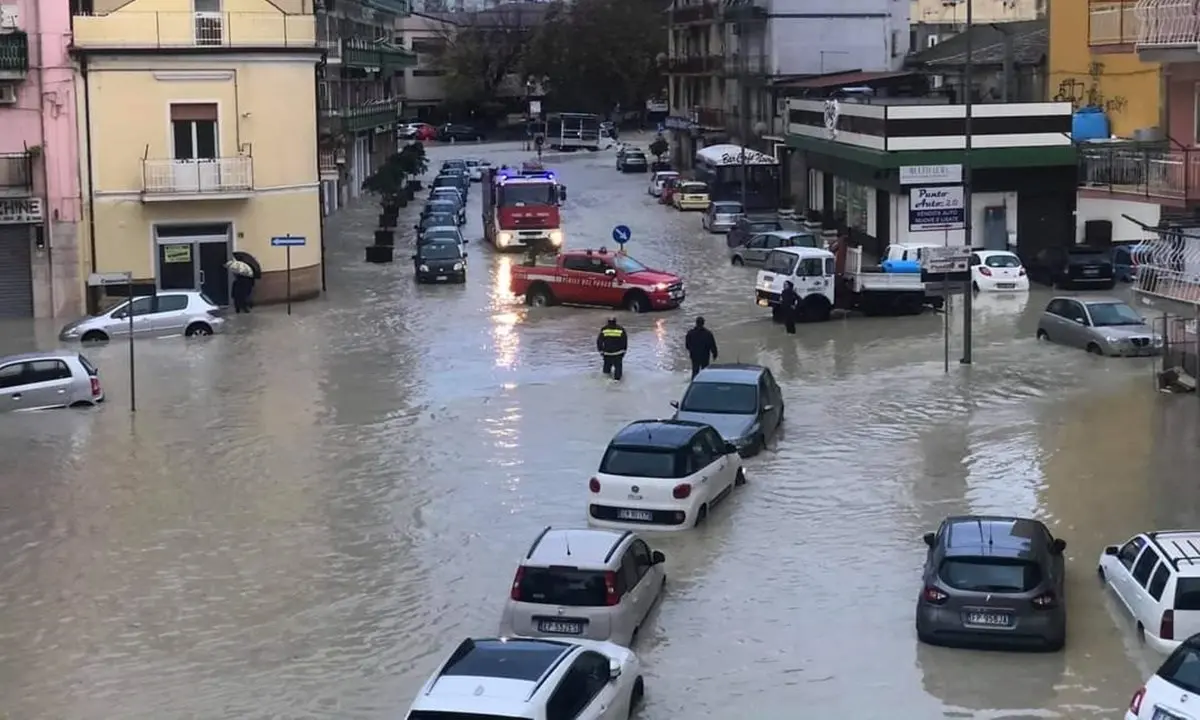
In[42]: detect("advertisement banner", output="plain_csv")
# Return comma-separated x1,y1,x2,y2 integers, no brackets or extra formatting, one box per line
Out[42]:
909,186,965,231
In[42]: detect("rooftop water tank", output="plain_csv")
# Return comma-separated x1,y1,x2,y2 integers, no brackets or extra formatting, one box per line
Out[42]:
1072,107,1110,143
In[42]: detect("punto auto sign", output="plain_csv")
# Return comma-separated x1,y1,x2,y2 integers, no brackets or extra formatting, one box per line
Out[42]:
0,197,44,224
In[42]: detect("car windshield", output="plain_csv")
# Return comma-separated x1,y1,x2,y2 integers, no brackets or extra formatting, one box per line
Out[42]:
499,183,557,206
1156,641,1200,695
599,447,678,478
1087,302,1143,326
421,243,461,260
680,381,757,414
423,215,456,227
627,152,645,158
681,183,707,193
612,255,648,274
713,202,742,214
514,566,609,606
427,202,455,213
938,558,1042,593
984,253,1021,268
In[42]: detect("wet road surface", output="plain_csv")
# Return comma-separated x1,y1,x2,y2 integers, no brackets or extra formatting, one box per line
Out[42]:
3,141,1200,719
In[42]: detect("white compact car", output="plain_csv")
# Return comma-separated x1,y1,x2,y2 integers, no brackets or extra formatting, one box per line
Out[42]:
970,250,1029,292
58,291,225,343
1126,634,1200,719
1098,530,1200,654
405,636,643,720
647,171,678,197
588,419,745,531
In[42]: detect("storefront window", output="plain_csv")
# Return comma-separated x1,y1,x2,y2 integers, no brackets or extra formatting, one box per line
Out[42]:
834,176,869,233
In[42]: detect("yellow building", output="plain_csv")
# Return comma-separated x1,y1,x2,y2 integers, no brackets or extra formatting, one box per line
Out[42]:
71,0,323,309
1048,0,1160,137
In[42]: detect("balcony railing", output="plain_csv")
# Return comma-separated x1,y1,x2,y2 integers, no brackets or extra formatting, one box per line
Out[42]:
1135,0,1200,49
322,97,401,135
671,1,718,24
722,0,769,22
1080,144,1200,201
71,12,316,50
723,53,768,75
1089,0,1140,44
668,54,723,74
141,157,254,199
318,147,343,179
0,152,33,191
0,31,29,78
343,38,418,72
1133,231,1200,306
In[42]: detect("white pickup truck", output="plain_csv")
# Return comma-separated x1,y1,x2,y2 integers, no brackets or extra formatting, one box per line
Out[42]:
754,246,927,322
882,243,950,309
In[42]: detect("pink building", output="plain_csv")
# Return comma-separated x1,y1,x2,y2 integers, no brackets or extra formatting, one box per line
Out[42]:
0,0,81,318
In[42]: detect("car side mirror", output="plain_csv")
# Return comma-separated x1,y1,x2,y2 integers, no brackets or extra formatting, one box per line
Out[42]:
605,268,616,277
111,311,127,320
1074,318,1087,325
608,659,622,681
923,532,936,547
652,550,665,564
1104,545,1119,556
413,225,419,230
669,400,679,409
724,442,738,454
1051,538,1067,554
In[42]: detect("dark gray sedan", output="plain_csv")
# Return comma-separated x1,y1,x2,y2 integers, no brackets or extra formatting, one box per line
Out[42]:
916,515,1067,651
670,364,783,457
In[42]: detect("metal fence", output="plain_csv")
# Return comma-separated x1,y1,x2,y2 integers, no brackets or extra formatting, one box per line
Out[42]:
1154,314,1199,377
1137,0,1200,47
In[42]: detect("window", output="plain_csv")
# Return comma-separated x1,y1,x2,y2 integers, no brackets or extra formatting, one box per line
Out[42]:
563,257,610,274
157,295,188,312
758,377,771,409
702,428,726,456
0,363,26,389
1149,564,1170,601
630,539,653,572
938,558,1043,593
746,235,767,249
765,251,797,275
685,436,713,475
599,447,678,478
1061,301,1087,324
824,258,836,275
984,253,1021,268
1156,641,1200,695
547,653,608,720
1117,537,1146,570
619,550,640,590
1176,578,1200,610
24,360,72,384
611,255,647,274
797,258,824,277
113,297,155,318
442,640,565,682
514,567,609,606
1132,550,1160,587
410,38,445,55
679,381,757,414
194,0,220,12
77,354,98,377
170,103,218,161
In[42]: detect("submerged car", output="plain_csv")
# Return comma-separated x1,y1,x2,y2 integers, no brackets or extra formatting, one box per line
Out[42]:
59,291,224,342
703,201,744,233
412,239,466,284
0,350,104,412
672,181,710,211
415,213,459,239
970,250,1029,292
1036,296,1162,356
730,230,821,267
670,364,783,456
421,198,465,226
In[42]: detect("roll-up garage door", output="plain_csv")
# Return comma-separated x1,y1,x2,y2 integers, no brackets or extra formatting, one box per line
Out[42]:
0,225,34,318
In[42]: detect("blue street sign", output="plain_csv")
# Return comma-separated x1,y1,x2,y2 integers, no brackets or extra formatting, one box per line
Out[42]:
612,225,631,244
271,235,306,247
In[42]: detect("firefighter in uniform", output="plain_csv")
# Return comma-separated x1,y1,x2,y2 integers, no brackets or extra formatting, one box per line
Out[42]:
596,317,628,380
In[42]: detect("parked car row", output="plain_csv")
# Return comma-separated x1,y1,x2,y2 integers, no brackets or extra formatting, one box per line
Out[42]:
400,122,487,143
411,159,476,284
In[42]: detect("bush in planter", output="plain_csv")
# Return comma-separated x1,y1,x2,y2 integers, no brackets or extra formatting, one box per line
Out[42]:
363,152,408,211
399,142,429,188
649,138,669,161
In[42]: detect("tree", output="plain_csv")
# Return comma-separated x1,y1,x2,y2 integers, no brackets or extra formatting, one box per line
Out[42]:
649,138,669,160
362,153,407,207
399,142,429,179
432,4,549,109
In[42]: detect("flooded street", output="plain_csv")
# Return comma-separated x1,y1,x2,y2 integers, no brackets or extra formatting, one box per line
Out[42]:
4,141,1200,719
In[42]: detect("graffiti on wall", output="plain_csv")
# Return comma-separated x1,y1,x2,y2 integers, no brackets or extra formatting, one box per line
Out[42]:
1053,62,1129,116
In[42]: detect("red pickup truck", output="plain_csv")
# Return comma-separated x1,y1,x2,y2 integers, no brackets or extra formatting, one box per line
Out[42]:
511,248,685,313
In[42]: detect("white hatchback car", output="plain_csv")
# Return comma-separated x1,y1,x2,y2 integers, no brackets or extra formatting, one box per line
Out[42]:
1126,634,1200,719
405,636,643,720
970,250,1029,292
587,419,745,531
1098,530,1200,654
647,171,678,197
0,351,104,412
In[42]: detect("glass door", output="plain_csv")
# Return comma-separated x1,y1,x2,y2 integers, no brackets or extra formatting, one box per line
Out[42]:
198,241,230,305
158,243,197,290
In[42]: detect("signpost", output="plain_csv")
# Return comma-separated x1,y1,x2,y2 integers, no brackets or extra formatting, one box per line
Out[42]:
87,271,136,412
271,235,306,315
920,247,972,373
611,225,631,248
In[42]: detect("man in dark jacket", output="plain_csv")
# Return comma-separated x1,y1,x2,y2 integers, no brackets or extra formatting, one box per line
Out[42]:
779,281,799,334
596,317,628,380
231,274,253,313
684,316,718,377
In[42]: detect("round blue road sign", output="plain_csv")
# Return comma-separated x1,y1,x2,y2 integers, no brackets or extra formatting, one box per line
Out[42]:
612,225,632,245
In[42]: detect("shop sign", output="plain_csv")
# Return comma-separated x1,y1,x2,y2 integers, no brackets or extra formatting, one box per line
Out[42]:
909,186,965,231
900,164,963,185
162,244,192,263
0,197,44,224
664,116,696,132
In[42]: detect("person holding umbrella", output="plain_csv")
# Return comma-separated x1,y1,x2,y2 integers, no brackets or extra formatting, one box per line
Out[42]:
225,251,261,313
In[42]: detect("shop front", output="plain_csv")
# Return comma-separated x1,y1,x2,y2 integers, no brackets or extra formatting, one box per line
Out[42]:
0,196,41,319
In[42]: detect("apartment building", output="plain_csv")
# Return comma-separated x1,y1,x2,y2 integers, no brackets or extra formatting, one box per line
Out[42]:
0,0,82,318
71,0,325,309
911,0,1041,54
396,12,453,116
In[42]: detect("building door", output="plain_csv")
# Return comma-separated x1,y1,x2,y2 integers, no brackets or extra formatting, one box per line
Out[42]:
154,223,232,305
983,206,1007,251
170,103,219,192
198,241,230,304
158,243,196,290
0,225,33,318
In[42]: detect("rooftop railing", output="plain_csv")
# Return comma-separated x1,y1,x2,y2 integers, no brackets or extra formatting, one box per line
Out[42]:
1079,144,1200,201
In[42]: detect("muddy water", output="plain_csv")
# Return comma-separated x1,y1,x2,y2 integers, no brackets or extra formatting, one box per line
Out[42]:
2,141,1200,719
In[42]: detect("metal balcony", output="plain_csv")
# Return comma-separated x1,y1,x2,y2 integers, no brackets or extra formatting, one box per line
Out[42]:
1135,0,1200,59
1089,0,1140,45
1133,230,1200,311
671,1,718,24
667,54,723,74
0,31,29,80
141,156,254,201
323,97,401,135
0,152,33,192
1079,144,1200,203
723,53,769,77
343,38,417,72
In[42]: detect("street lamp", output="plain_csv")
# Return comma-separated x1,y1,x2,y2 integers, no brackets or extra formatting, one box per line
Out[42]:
961,0,975,364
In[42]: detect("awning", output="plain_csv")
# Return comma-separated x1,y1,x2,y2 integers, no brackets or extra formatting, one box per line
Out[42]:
774,70,916,89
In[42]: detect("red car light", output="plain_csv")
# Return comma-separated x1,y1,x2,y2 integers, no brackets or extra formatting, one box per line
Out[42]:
922,586,948,604
978,267,993,276
604,571,620,606
90,377,101,397
510,566,524,601
1129,686,1146,714
672,483,691,499
588,477,600,493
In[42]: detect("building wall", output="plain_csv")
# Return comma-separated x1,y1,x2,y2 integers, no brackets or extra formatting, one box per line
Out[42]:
912,0,1040,27
1165,62,1200,145
0,0,82,317
78,57,321,301
1047,0,1159,137
397,14,450,105
769,0,910,76
1075,196,1159,244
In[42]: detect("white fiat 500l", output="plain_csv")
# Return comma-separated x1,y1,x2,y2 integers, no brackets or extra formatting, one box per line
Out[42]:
587,419,745,531
970,250,1029,292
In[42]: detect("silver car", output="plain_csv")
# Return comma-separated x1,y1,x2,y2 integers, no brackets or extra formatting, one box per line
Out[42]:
730,230,821,267
499,527,666,647
671,364,784,456
703,201,744,233
1035,296,1162,356
59,291,225,343
0,350,104,412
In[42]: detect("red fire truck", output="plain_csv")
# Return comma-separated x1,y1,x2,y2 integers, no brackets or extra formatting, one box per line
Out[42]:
481,165,567,252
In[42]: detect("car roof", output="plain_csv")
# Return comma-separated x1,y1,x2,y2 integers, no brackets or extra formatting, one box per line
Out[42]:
428,198,457,205
611,419,706,449
940,515,1047,558
1146,531,1200,575
972,249,1017,257
420,638,576,710
1047,295,1126,306
762,230,811,239
0,350,80,364
772,246,835,259
425,225,460,234
692,363,766,384
524,527,630,568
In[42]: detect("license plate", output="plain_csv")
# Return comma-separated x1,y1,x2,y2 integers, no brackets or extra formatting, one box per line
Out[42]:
757,298,769,307
537,620,583,635
1153,709,1185,720
964,611,1012,627
436,275,448,281
997,283,1016,289
1083,268,1099,276
616,508,653,521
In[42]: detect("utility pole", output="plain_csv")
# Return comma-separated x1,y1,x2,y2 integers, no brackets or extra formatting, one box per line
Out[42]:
738,10,749,209
961,0,974,365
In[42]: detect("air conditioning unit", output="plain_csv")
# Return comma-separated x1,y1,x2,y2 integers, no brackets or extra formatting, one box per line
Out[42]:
194,12,224,46
0,84,16,104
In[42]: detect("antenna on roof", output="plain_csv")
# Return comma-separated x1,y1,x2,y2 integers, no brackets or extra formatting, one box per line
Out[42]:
564,533,572,557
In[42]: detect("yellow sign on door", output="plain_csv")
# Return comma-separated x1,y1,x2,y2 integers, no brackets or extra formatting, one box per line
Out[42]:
163,244,192,263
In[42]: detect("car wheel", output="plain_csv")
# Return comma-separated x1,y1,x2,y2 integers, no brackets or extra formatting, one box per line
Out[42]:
1086,342,1104,355
1097,565,1106,582
972,281,980,292
81,330,109,343
731,256,744,266
629,677,645,717
735,467,747,486
625,292,649,313
185,322,213,337
1036,329,1049,341
527,286,554,307
694,504,708,527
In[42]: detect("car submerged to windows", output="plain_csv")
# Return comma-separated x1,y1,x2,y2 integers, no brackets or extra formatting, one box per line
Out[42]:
670,364,784,457
703,201,744,233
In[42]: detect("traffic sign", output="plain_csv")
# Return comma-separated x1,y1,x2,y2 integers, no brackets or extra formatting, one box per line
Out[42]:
87,271,132,287
271,235,306,247
920,246,971,284
612,225,631,244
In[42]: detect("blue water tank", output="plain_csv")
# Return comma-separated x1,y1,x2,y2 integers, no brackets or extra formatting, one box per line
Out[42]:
882,259,922,274
1072,107,1110,142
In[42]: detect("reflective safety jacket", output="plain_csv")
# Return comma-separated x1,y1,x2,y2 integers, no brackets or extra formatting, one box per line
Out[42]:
596,324,628,356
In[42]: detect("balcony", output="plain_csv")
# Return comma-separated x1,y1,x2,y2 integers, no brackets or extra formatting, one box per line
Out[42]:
71,12,316,51
1080,144,1200,203
318,147,343,180
722,0,768,23
0,152,33,193
671,1,718,24
723,53,769,78
1133,231,1200,310
343,38,418,72
1135,0,1200,59
141,156,254,201
0,31,29,80
695,107,725,128
1088,0,1140,46
322,97,401,135
667,54,723,74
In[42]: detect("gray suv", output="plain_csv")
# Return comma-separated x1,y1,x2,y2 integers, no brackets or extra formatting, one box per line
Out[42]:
499,527,666,647
916,515,1067,651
